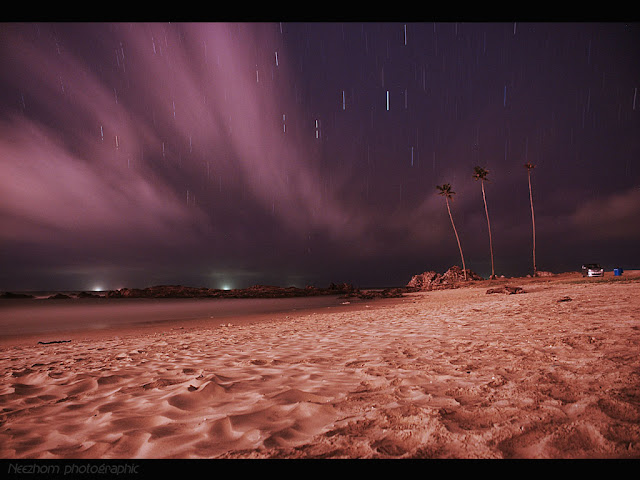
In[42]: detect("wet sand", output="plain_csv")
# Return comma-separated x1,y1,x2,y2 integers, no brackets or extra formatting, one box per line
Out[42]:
1,272,639,459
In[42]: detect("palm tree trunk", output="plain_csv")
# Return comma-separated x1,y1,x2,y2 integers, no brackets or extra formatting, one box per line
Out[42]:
481,181,495,279
527,171,537,276
446,197,467,280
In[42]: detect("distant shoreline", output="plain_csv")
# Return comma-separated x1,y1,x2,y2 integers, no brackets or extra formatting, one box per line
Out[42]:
0,282,404,301
2,269,638,301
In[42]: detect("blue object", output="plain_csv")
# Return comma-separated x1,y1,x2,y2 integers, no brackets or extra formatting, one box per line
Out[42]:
614,268,621,276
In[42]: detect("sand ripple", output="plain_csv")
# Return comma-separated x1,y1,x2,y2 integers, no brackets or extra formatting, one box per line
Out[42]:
1,279,639,458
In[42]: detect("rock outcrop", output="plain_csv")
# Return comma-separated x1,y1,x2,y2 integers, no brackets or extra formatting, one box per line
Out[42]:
76,291,102,298
0,292,35,299
407,266,483,291
104,283,360,299
46,293,73,300
341,288,406,300
535,271,555,277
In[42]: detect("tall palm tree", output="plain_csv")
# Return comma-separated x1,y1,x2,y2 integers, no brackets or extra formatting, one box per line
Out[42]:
436,183,467,280
472,166,495,279
524,162,537,276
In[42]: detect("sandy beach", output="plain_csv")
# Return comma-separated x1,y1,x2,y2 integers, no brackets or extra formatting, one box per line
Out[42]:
1,272,639,459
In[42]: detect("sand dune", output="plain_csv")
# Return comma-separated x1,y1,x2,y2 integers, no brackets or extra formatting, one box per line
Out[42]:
1,273,639,458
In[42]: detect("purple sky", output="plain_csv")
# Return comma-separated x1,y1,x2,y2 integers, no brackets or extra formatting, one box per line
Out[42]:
1,22,638,291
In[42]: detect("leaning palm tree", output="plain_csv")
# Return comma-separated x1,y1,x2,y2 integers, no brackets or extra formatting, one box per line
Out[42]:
524,162,537,276
472,166,495,279
436,183,467,280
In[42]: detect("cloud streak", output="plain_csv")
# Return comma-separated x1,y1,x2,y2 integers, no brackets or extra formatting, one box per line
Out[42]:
1,22,638,289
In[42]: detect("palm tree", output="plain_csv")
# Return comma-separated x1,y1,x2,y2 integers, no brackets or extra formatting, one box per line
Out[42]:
436,183,467,280
472,166,495,279
524,162,537,276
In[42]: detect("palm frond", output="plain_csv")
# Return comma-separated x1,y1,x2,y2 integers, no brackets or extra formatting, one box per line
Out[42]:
436,183,455,198
472,166,489,181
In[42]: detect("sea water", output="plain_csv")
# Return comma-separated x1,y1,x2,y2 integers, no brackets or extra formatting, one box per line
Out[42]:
0,295,350,337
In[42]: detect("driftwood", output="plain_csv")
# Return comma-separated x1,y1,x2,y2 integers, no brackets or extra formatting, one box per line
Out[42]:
37,340,71,345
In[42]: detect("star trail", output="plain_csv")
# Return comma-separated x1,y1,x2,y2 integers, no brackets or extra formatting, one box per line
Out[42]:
0,22,638,291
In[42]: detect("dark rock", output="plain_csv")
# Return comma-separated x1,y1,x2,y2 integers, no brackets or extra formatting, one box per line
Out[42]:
342,288,406,300
328,282,356,294
486,286,524,295
106,285,220,299
77,291,102,298
406,271,439,290
104,283,361,299
46,293,73,300
441,265,483,283
407,266,483,291
535,271,555,277
0,292,35,299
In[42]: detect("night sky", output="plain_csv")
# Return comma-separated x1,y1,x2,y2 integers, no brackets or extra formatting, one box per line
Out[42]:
1,22,638,291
